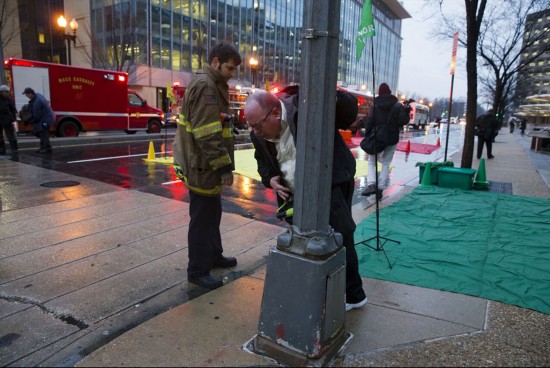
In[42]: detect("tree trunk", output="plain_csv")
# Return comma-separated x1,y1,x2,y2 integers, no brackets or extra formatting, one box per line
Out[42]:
461,1,484,169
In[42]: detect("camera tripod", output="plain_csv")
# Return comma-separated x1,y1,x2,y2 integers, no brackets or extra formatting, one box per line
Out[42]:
356,145,400,269
355,50,400,268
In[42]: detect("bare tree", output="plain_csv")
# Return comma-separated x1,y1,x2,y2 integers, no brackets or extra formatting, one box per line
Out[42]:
427,0,488,168
0,0,22,84
81,0,141,76
477,0,550,126
459,0,487,169
436,0,549,168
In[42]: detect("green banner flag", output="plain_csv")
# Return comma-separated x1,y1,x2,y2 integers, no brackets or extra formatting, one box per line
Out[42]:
356,0,376,61
166,81,175,103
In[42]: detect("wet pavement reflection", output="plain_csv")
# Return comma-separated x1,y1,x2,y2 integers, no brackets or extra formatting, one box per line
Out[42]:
9,124,465,225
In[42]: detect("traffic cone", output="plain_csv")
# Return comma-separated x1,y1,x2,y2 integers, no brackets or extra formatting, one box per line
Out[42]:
474,158,489,190
436,137,441,146
405,140,411,153
355,129,360,137
420,162,433,186
146,141,155,160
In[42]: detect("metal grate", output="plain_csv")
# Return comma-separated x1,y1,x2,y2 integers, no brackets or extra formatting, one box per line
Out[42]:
40,181,81,188
489,181,513,194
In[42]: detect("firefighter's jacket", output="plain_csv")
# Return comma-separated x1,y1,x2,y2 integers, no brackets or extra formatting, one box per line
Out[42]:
172,65,235,196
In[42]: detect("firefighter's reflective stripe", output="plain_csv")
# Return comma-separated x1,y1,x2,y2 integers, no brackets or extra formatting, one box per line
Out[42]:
209,154,232,170
186,182,223,195
192,120,222,139
222,127,234,138
174,167,222,195
178,113,186,126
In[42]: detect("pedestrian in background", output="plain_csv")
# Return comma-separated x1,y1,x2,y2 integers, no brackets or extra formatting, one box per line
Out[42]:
0,85,18,154
509,119,515,134
172,44,241,289
361,83,410,198
23,87,54,154
520,119,527,135
244,87,368,312
475,109,498,159
434,116,442,134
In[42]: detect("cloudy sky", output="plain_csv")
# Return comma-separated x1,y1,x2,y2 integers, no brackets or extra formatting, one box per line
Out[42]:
397,0,468,101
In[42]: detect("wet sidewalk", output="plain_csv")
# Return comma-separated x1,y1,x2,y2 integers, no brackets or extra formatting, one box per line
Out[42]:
77,130,550,367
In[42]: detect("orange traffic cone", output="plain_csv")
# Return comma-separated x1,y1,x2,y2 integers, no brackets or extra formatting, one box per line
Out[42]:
405,140,411,153
436,137,441,146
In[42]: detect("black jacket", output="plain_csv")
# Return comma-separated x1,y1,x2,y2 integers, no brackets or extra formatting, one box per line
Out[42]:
364,94,409,146
476,113,499,140
0,95,17,125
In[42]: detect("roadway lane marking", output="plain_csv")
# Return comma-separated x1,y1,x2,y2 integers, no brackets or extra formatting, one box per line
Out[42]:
68,154,148,163
162,180,181,185
68,151,174,163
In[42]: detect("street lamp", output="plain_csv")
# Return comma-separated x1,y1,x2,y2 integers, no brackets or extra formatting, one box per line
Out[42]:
249,56,258,88
57,15,78,65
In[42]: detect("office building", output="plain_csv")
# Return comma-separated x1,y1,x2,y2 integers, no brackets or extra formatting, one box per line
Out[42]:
2,0,410,109
514,8,550,124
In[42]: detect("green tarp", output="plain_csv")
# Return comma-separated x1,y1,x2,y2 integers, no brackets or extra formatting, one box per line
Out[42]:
355,186,550,314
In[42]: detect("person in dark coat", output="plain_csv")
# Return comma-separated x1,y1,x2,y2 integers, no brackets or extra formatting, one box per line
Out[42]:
475,109,498,159
23,87,54,154
361,83,410,198
0,85,18,154
520,119,527,135
244,87,368,312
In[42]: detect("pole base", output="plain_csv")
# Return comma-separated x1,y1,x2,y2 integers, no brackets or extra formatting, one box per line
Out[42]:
244,330,352,367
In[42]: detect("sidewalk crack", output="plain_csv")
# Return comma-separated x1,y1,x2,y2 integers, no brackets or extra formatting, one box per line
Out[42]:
0,295,88,329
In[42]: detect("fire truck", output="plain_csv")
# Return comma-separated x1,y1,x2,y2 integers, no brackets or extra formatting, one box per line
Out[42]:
4,58,164,137
229,88,249,128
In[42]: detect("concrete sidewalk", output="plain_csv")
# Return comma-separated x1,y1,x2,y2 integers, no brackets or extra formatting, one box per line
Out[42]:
76,130,550,367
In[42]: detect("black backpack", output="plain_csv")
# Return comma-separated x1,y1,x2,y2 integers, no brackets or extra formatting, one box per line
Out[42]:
20,103,32,124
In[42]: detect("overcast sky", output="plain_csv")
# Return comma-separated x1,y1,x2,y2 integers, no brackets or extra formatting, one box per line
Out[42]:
397,0,468,101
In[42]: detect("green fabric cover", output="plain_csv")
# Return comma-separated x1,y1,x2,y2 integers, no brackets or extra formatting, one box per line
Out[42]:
355,186,550,315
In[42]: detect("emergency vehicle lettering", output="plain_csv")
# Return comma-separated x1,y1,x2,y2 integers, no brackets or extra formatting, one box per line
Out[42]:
72,77,95,86
56,77,95,86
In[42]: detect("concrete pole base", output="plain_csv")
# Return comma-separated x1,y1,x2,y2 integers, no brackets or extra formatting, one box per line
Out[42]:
250,247,350,365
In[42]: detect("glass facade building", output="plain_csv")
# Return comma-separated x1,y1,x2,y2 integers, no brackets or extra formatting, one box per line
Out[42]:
6,0,409,107
89,0,409,93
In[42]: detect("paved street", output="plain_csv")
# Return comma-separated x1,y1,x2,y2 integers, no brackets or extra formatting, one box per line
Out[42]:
1,126,548,366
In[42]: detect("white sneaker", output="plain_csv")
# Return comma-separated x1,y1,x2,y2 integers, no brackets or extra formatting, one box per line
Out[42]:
345,297,368,312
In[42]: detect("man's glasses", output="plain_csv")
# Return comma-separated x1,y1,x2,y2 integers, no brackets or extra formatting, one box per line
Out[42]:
248,107,274,131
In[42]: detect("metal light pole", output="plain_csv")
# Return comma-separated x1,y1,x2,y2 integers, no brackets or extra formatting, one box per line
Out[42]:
250,1,347,366
57,15,78,65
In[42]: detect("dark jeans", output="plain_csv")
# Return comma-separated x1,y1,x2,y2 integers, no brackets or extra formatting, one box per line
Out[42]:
34,129,52,150
477,134,493,158
330,179,367,304
187,190,224,278
0,121,17,151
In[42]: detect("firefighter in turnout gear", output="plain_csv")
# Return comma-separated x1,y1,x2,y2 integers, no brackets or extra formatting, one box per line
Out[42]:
172,44,242,289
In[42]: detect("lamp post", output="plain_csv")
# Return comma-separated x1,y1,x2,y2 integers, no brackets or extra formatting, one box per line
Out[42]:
249,56,258,88
57,15,78,65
